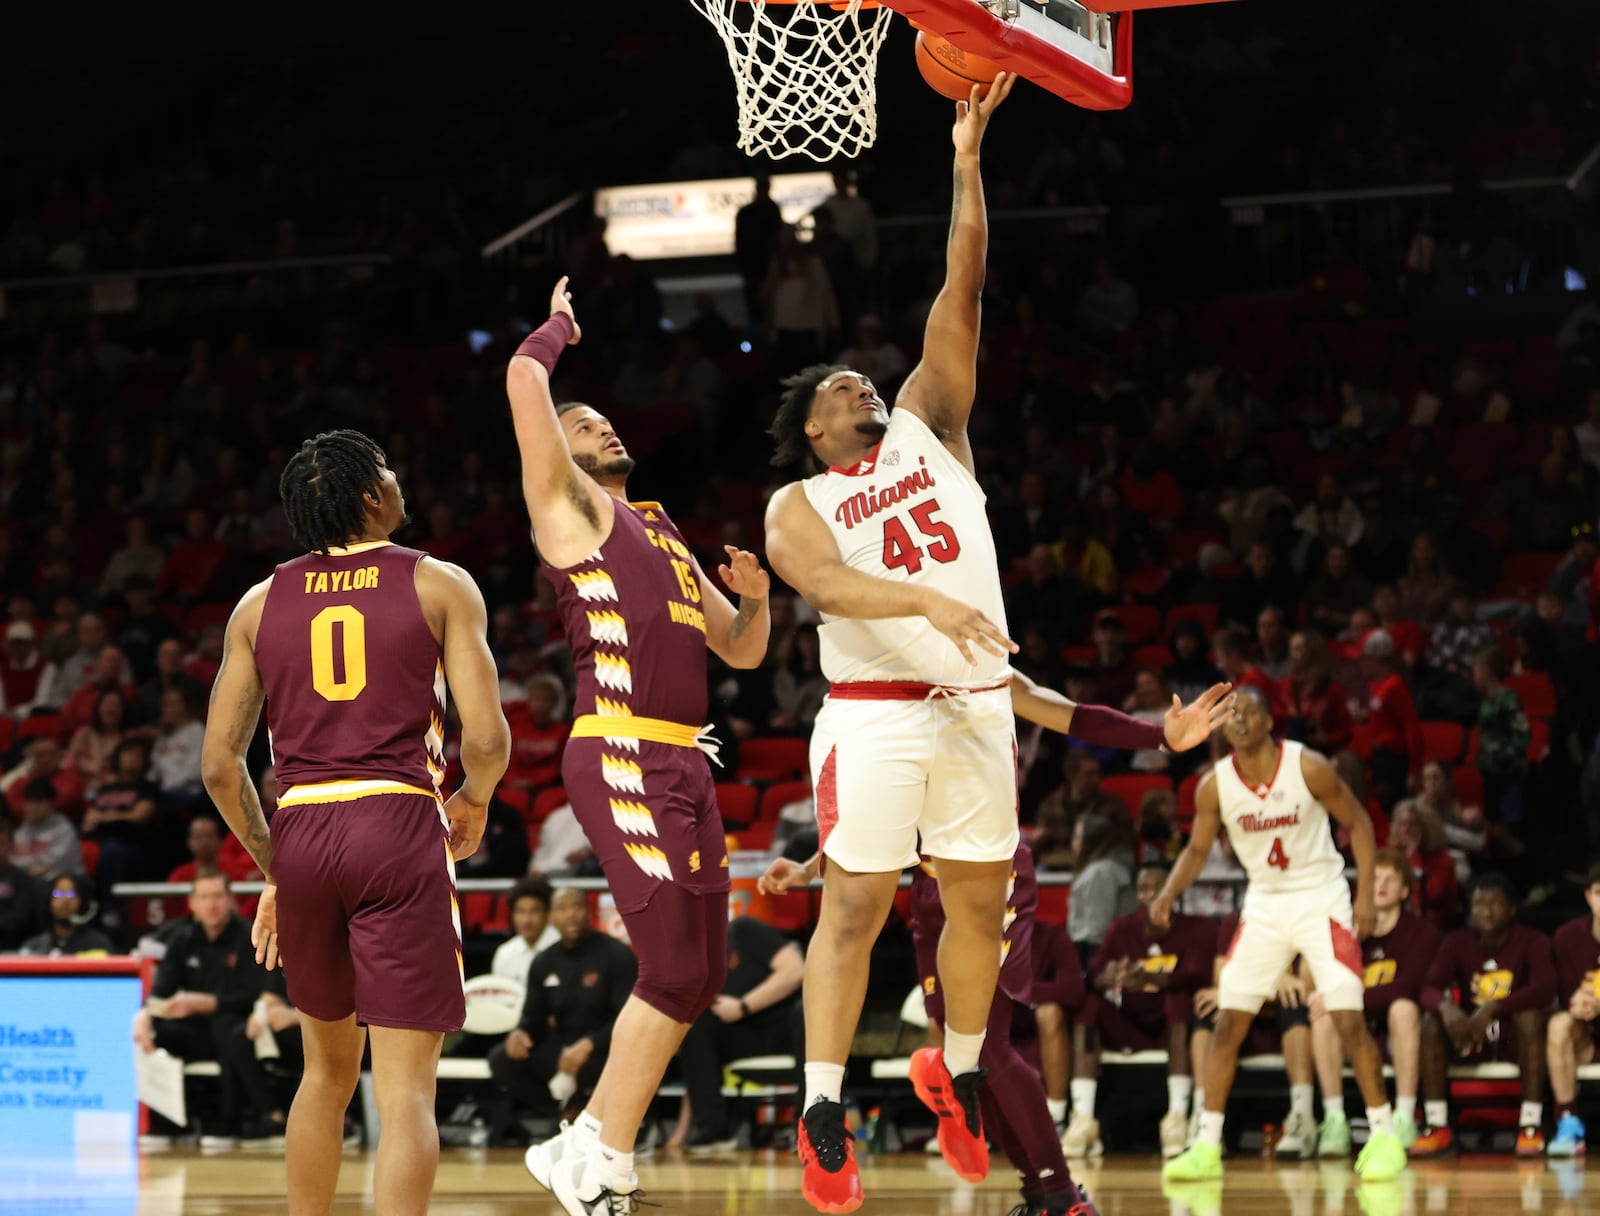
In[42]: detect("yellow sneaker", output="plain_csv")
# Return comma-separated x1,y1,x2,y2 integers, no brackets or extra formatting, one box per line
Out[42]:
1163,1140,1223,1182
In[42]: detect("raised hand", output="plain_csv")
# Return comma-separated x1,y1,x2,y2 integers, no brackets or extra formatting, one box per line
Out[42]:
952,72,1017,158
923,590,1017,665
549,274,582,345
1163,683,1237,752
718,546,771,599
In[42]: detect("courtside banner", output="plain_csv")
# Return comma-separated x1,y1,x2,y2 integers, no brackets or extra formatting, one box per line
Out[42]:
595,172,834,260
0,958,146,1154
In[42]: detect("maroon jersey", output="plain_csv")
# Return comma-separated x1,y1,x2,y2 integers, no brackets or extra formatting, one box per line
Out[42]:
542,500,708,727
1421,923,1556,1016
1088,910,1213,1024
1552,916,1600,1004
912,843,1037,1005
256,542,445,792
1360,911,1439,1017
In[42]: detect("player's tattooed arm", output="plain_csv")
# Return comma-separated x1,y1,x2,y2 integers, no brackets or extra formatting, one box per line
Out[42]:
202,581,274,880
697,548,771,669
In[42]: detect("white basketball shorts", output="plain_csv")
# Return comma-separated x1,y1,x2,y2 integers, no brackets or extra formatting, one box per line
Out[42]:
1217,883,1366,1014
809,682,1019,873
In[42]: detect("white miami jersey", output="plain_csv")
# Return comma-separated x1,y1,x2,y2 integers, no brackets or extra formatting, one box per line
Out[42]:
801,407,1008,687
1213,740,1345,895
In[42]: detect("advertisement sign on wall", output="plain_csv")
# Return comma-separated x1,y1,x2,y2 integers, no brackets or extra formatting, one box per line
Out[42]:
595,172,835,260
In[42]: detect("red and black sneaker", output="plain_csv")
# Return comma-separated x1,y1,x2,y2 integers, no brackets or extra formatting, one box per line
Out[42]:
1408,1125,1455,1158
798,1100,863,1214
909,1047,990,1183
1008,1186,1099,1216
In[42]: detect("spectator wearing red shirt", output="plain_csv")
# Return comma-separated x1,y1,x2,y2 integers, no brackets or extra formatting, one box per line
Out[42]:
2,738,86,821
59,646,137,737
0,620,45,717
1211,629,1286,721
505,675,571,795
1354,630,1423,809
1372,585,1428,671
1118,444,1184,528
1281,630,1352,754
155,508,227,603
183,626,224,692
1388,801,1460,930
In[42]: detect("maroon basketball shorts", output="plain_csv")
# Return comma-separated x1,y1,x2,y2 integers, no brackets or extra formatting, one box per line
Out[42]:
271,782,464,1032
562,737,730,915
913,918,1033,1026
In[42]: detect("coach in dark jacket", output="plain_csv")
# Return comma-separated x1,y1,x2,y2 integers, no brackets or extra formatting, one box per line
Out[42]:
488,888,636,1121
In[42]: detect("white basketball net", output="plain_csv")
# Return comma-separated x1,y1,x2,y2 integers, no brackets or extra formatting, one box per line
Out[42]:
690,0,895,162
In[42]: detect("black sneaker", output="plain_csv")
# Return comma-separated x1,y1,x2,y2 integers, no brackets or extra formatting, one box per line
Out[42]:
1008,1187,1100,1216
684,1124,739,1154
951,1068,987,1137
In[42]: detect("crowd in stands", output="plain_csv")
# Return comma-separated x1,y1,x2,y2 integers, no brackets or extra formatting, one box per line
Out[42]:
4,0,1600,1158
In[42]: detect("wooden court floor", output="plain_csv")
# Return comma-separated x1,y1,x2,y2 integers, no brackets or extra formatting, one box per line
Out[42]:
15,1148,1595,1215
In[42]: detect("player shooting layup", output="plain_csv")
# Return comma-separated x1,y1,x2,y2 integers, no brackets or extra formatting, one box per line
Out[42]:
762,77,1020,1213
1151,686,1407,1183
201,430,512,1216
506,279,772,1216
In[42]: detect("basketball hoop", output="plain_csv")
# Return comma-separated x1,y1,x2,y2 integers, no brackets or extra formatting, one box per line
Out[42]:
690,0,895,163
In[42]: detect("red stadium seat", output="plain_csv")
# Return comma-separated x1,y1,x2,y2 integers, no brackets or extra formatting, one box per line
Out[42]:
1134,643,1173,670
497,786,533,821
1100,774,1173,818
1164,603,1219,640
733,822,776,852
759,779,813,823
1166,531,1226,568
1347,720,1373,760
186,602,234,634
1451,765,1484,809
1495,551,1562,597
1123,565,1171,600
17,714,63,744
461,893,506,934
736,736,810,784
532,786,569,822
1101,605,1161,645
79,840,100,878
1420,722,1466,764
1035,884,1069,926
1504,672,1555,720
715,783,760,827
1062,646,1098,665
1177,773,1202,827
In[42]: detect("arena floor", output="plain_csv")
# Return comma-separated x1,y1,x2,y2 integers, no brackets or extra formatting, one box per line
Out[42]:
21,1148,1594,1214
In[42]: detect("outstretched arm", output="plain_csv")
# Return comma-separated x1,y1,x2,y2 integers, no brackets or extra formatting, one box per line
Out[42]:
764,483,1015,665
504,276,612,560
895,75,1016,472
1010,671,1235,751
201,581,273,879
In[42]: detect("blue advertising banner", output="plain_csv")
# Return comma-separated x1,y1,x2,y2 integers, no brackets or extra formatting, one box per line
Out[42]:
0,974,142,1154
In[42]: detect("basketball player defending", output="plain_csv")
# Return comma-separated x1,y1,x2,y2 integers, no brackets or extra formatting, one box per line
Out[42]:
201,430,511,1216
1152,687,1406,1183
759,672,1233,1216
506,279,772,1216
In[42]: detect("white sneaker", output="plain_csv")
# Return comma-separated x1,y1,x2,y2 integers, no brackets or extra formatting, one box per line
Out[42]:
1060,1111,1103,1158
199,1133,238,1151
527,1121,580,1192
1160,1111,1190,1159
1186,1106,1202,1148
1276,1110,1315,1159
551,1154,640,1216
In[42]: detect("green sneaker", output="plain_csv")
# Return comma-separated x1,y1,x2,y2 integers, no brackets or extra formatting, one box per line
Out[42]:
1355,1130,1406,1182
1164,1140,1223,1182
1391,1111,1418,1150
1316,1110,1351,1158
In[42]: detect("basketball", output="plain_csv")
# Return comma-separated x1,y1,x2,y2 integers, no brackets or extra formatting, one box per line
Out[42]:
914,31,1001,102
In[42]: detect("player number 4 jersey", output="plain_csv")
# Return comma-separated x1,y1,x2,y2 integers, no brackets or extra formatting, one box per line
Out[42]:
801,408,1009,687
1212,739,1345,895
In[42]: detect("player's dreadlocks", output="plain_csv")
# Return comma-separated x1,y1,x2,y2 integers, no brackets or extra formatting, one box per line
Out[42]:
768,362,848,470
279,429,388,555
